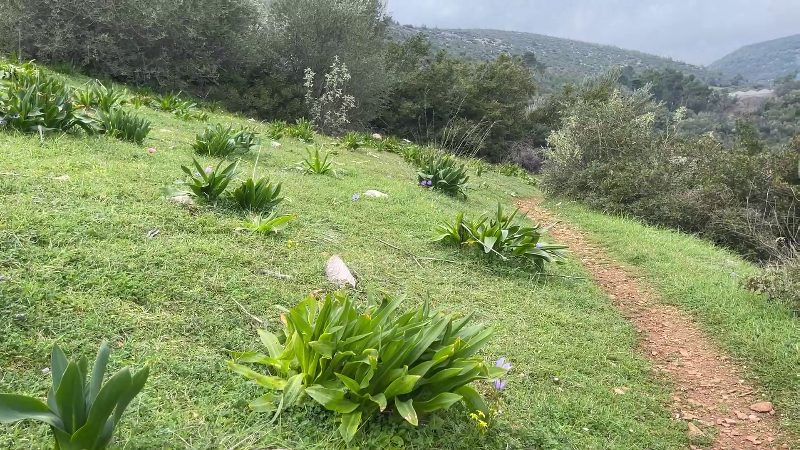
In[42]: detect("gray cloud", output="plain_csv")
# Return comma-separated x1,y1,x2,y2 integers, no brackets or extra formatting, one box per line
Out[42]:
387,0,800,65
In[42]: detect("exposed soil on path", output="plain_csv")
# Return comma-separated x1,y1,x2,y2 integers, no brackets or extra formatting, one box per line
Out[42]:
517,199,791,450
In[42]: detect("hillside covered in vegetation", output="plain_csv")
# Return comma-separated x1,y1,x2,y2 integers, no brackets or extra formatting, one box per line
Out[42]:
710,34,800,82
388,24,737,89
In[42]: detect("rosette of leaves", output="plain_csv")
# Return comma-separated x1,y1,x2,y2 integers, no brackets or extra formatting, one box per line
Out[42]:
433,203,568,270
0,73,95,134
233,177,283,213
97,108,151,144
193,124,259,157
0,342,149,450
416,152,470,198
181,158,239,202
229,292,505,442
302,146,334,175
287,118,314,142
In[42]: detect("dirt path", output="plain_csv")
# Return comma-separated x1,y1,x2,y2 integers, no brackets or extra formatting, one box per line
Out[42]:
517,199,790,450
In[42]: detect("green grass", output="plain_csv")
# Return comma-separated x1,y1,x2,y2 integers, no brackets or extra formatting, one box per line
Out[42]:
545,199,800,437
0,78,690,448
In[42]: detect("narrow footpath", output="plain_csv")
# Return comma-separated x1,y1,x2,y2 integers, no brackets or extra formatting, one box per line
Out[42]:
517,199,790,450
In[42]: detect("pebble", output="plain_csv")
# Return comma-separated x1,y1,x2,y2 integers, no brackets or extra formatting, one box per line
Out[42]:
687,422,704,438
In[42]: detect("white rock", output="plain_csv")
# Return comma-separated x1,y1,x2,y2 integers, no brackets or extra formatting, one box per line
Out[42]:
326,255,356,288
170,194,195,205
271,141,281,148
371,133,382,140
363,190,388,198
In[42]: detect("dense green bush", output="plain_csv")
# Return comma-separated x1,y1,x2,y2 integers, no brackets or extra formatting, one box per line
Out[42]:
745,257,800,315
181,158,239,202
229,291,506,442
415,151,470,198
232,177,283,213
542,75,800,261
0,342,149,450
192,124,259,157
98,108,151,144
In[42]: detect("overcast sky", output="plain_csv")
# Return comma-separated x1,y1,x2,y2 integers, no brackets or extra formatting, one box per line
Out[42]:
387,0,800,65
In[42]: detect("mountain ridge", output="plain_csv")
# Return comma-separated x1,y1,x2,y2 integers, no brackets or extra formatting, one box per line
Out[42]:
710,33,800,82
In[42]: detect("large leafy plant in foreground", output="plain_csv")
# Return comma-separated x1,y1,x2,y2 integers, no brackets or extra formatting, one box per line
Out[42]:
0,342,149,450
229,292,505,442
433,204,568,270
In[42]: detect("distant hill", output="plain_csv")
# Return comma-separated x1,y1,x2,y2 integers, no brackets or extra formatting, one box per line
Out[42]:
389,25,733,89
710,34,800,82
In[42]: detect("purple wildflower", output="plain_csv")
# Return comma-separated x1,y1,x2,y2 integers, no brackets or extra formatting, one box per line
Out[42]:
0,120,7,126
535,242,543,249
420,180,426,186
147,147,156,154
426,180,433,186
194,171,201,177
494,379,507,390
204,167,213,174
496,358,512,371
352,194,360,201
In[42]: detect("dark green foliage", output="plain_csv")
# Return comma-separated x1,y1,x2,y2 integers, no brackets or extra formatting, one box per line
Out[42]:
0,342,149,450
98,108,151,144
377,37,536,161
266,120,288,140
229,291,505,442
232,177,283,213
433,204,568,270
93,82,127,113
181,158,239,202
415,151,470,198
620,67,722,113
192,124,259,157
342,131,367,150
0,69,95,134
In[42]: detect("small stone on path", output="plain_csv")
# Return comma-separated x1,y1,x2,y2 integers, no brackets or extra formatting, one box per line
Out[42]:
326,255,356,288
749,402,773,413
363,190,388,198
687,422,704,439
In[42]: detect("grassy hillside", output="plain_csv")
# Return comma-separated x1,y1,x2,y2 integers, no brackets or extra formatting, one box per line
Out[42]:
0,70,689,448
710,34,800,82
389,24,730,89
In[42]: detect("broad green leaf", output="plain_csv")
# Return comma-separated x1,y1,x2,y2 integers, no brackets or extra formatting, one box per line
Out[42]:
339,410,362,443
414,393,462,413
334,373,361,393
0,394,63,430
368,393,387,411
432,345,455,364
281,374,305,408
408,361,436,377
249,393,280,413
71,368,133,449
257,330,284,360
384,375,421,399
454,385,489,417
309,340,335,359
113,365,149,425
423,367,462,385
56,362,86,434
51,345,69,393
395,398,418,426
227,362,287,390
304,385,344,406
87,342,111,408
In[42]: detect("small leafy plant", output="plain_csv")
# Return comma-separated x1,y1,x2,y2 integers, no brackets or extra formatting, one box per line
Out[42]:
416,152,470,198
433,204,568,270
181,158,239,202
229,292,506,442
93,82,127,113
0,341,149,450
233,177,284,213
192,124,259,157
266,120,288,141
342,131,366,150
240,212,295,234
302,146,334,175
287,118,314,142
98,108,151,144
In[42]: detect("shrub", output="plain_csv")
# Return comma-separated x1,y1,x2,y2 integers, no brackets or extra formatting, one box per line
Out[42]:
266,120,288,141
287,118,314,142
0,71,95,134
93,82,127,112
0,341,149,450
181,158,239,202
229,291,506,442
98,108,151,144
192,124,259,157
744,257,800,315
433,204,568,270
233,177,283,213
416,151,470,198
304,56,356,135
342,131,366,150
302,146,334,175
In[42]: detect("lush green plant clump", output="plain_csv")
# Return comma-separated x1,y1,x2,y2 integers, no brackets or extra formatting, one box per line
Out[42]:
192,123,260,157
302,146,334,175
97,108,152,144
229,291,506,442
433,204,568,270
181,158,239,202
0,63,94,135
745,256,800,315
415,151,470,198
233,176,283,213
0,342,149,450
287,118,315,143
